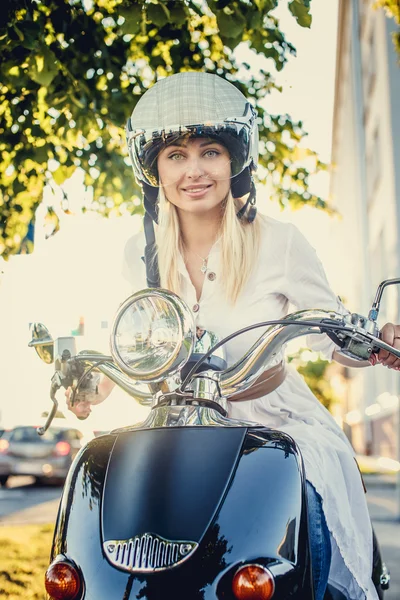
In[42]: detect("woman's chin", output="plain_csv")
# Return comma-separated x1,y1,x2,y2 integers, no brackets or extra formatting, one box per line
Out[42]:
178,200,224,216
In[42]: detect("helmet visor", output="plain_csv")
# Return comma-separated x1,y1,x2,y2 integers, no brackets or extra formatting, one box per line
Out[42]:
127,121,253,187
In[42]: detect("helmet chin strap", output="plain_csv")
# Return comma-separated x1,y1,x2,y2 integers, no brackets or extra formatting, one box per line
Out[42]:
141,169,257,287
142,211,160,288
230,165,257,223
235,179,257,223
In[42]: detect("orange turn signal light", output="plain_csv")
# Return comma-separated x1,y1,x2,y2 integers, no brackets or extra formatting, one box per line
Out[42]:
45,560,82,600
232,564,275,600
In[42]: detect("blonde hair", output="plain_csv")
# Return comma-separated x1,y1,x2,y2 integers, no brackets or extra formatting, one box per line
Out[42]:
155,186,260,304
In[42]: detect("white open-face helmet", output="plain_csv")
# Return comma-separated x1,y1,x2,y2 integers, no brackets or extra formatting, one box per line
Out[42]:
126,71,259,189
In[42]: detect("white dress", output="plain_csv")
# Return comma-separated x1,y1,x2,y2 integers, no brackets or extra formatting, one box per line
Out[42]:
122,214,378,600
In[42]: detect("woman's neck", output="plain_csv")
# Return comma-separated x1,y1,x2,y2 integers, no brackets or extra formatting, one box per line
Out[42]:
177,210,221,254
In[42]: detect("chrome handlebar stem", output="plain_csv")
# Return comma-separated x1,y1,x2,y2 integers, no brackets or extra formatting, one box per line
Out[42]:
217,309,339,398
74,350,154,405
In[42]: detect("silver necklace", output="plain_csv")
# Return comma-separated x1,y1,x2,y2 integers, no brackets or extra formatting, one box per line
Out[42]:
183,245,210,274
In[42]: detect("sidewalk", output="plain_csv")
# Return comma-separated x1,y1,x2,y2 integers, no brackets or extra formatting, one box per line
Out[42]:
0,498,59,526
365,474,400,600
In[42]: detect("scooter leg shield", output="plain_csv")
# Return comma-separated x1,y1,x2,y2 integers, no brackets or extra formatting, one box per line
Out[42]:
49,426,315,599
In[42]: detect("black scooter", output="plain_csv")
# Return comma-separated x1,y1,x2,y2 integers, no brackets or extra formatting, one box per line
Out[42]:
30,281,397,600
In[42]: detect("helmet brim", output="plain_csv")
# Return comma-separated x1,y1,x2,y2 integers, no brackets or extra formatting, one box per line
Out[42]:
127,115,257,187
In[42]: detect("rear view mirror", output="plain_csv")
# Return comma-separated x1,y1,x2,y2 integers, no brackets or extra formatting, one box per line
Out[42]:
28,323,54,364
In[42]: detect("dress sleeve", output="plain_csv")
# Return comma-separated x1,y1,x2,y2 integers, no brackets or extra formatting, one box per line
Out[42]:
283,224,349,360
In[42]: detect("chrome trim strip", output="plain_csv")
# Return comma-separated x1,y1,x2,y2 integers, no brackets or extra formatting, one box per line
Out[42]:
104,533,198,572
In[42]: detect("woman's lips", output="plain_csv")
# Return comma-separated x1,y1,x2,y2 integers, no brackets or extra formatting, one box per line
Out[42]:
181,184,212,198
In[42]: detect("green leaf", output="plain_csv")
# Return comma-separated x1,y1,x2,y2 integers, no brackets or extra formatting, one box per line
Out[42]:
52,165,76,185
13,25,25,42
32,146,48,164
146,2,170,28
119,4,143,35
216,9,246,39
28,47,59,87
19,21,41,49
210,0,231,9
288,1,312,28
169,3,187,26
254,0,278,10
249,9,263,30
220,32,244,51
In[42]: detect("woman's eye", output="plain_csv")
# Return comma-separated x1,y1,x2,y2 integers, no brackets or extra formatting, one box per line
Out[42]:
168,152,185,160
204,149,220,158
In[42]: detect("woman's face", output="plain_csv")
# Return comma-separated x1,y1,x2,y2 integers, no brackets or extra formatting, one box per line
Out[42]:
157,137,231,216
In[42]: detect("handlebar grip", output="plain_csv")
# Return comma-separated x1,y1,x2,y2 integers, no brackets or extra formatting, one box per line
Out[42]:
369,336,400,359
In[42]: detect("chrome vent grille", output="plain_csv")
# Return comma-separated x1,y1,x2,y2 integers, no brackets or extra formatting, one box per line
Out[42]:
104,533,198,573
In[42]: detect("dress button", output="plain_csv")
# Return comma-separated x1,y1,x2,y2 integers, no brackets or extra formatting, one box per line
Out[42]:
193,303,200,313
207,271,216,281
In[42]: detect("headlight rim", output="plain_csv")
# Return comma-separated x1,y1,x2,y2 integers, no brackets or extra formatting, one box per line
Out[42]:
110,288,195,382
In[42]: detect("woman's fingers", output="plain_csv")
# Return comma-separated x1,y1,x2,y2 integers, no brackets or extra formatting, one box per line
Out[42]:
378,323,400,370
65,386,92,417
65,386,73,408
369,353,378,366
74,402,92,419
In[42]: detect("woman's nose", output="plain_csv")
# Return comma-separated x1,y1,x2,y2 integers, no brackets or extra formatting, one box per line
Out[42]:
186,157,204,178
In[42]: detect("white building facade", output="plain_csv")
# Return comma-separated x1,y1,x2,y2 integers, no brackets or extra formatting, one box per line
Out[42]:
330,0,400,455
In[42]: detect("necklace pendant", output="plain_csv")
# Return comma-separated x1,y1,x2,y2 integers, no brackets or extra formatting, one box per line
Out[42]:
200,263,207,274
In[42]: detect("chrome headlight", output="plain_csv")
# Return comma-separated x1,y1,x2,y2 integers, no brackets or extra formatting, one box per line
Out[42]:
110,289,195,382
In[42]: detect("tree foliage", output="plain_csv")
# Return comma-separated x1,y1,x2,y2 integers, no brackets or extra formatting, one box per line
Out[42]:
0,0,327,258
288,349,341,412
375,0,400,56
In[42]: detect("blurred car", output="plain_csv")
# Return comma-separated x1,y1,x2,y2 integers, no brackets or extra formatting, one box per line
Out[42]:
0,425,85,486
356,454,400,475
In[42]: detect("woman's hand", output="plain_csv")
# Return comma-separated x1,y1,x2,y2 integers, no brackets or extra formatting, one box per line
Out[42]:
370,322,400,369
65,375,114,419
65,386,92,420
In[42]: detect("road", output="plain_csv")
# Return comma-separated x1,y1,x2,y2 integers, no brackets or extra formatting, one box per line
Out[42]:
0,476,61,525
0,474,399,598
365,475,400,600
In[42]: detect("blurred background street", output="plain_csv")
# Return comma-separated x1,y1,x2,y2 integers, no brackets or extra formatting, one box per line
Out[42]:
1,0,400,597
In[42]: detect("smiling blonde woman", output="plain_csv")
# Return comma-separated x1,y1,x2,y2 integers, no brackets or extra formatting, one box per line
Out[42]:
67,71,400,600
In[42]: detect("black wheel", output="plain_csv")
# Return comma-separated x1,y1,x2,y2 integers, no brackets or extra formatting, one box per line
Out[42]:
0,475,9,487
